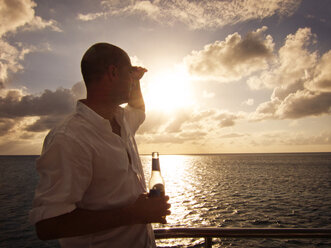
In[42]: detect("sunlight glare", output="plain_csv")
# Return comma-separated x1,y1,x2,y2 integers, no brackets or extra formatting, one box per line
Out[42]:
144,66,194,113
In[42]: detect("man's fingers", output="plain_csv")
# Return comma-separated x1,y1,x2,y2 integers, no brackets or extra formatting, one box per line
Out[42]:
138,193,148,200
133,66,147,71
159,217,167,224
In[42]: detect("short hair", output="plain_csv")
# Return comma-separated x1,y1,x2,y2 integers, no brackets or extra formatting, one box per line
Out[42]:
81,43,128,88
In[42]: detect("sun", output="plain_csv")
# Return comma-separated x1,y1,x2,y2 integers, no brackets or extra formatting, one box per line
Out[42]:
143,66,194,113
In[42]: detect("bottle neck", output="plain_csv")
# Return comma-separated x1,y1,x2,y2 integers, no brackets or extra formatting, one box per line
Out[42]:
152,158,160,171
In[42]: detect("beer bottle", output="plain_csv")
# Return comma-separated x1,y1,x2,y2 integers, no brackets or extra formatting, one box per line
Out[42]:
149,152,165,197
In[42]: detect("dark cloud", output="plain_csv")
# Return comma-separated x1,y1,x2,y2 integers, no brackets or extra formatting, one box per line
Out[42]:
19,132,36,140
25,115,67,132
278,91,331,119
0,118,17,136
0,86,77,137
271,81,305,101
0,88,75,118
254,90,331,120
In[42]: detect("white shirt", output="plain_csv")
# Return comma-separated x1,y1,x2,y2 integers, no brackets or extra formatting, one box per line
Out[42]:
30,101,156,248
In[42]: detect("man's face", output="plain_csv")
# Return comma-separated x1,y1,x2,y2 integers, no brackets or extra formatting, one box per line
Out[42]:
109,55,133,104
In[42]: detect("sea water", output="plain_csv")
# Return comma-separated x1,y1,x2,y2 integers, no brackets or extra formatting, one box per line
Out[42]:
0,153,330,247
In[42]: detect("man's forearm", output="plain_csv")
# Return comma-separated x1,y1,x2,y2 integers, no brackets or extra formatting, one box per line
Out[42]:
36,194,170,241
36,206,136,240
128,80,145,111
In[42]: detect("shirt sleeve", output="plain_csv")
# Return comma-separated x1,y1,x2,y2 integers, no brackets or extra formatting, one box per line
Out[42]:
29,133,93,225
124,105,146,134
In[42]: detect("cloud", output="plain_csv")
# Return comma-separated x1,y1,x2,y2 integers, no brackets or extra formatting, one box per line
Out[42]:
247,27,317,90
0,0,60,36
0,39,23,82
78,0,301,29
276,90,331,119
242,98,254,106
0,0,35,36
0,118,17,136
305,50,331,92
137,107,244,147
25,115,65,132
139,133,186,144
0,88,75,118
22,15,61,32
249,27,331,120
0,40,45,83
184,26,274,82
77,12,105,21
0,85,79,137
0,0,60,84
138,110,169,134
0,81,88,152
165,111,192,133
71,81,87,99
253,90,331,120
220,133,248,139
250,130,331,147
281,131,331,146
253,98,281,120
217,112,238,128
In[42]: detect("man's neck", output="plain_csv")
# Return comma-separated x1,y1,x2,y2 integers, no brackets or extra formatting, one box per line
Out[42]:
81,99,118,121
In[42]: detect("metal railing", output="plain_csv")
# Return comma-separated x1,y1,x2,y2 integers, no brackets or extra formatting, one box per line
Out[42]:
154,228,331,248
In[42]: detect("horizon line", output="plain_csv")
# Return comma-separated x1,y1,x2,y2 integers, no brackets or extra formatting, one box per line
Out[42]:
1,151,330,156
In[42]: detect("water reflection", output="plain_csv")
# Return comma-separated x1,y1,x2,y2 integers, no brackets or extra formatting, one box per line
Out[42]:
140,153,331,247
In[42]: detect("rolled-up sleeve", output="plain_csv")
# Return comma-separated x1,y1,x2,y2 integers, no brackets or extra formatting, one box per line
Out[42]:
29,133,92,225
124,105,146,134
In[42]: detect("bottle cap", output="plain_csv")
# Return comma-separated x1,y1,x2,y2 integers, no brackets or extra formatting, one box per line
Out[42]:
152,152,159,159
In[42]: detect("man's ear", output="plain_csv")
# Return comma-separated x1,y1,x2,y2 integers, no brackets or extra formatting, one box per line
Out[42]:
107,65,118,79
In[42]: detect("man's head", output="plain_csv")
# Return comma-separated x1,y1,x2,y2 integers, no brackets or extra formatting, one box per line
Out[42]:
81,43,133,104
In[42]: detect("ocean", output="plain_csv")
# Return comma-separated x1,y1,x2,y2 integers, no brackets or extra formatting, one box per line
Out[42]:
0,153,330,247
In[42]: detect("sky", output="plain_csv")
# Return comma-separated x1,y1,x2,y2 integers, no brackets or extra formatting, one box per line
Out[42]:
0,0,331,155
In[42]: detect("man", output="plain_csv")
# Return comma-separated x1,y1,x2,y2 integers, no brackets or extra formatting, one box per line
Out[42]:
29,43,171,248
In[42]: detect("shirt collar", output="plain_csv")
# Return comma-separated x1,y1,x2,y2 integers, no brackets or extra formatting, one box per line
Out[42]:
76,100,110,128
76,100,126,133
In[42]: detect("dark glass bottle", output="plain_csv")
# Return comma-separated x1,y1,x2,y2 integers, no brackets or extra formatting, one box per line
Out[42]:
149,152,165,197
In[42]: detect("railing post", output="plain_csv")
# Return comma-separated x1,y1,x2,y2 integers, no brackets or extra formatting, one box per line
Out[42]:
204,237,212,248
